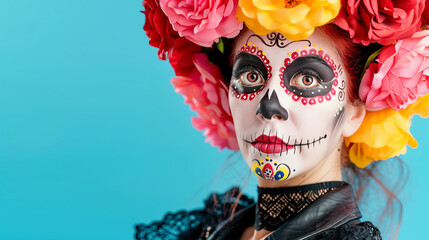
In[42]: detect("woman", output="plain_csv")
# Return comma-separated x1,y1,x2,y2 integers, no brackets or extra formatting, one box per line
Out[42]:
137,0,429,239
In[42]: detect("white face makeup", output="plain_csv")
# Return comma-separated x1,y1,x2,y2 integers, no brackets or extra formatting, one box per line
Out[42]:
229,30,348,181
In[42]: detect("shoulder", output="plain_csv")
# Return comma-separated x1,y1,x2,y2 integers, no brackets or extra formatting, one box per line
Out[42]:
308,221,382,240
135,187,254,240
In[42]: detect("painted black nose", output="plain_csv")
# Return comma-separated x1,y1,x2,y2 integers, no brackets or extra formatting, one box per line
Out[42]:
256,90,288,120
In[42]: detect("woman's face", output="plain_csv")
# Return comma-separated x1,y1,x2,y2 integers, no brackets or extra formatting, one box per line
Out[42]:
229,29,348,181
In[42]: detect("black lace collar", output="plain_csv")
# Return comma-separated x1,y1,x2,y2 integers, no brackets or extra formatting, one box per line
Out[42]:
255,181,343,231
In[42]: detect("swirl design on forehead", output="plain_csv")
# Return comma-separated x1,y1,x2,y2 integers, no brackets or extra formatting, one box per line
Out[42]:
246,32,312,48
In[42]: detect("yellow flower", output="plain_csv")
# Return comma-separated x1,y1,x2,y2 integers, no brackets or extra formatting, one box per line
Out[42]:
236,0,341,40
345,94,429,168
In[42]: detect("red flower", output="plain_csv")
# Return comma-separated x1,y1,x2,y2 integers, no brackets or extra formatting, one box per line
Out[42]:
423,1,429,26
335,0,425,45
169,38,203,77
142,0,180,60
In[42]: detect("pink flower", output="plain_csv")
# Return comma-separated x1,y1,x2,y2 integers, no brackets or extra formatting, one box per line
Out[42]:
360,30,429,111
142,0,180,60
172,53,239,150
335,0,425,45
159,0,243,47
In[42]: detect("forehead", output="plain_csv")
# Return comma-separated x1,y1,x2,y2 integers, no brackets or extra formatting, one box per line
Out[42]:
233,29,341,62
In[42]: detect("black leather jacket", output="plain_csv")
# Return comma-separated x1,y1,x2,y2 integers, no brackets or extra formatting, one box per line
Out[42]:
135,184,381,240
207,184,381,240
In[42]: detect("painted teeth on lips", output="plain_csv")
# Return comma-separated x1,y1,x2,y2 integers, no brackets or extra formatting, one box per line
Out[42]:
251,134,293,154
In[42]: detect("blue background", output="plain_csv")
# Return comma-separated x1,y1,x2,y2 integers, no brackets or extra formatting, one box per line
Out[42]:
0,1,428,239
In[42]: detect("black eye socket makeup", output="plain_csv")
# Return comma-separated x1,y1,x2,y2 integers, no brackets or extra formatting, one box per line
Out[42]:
231,52,268,94
283,55,335,97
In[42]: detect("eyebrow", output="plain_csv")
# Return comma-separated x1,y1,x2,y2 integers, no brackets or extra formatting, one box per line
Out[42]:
232,52,268,80
291,55,332,69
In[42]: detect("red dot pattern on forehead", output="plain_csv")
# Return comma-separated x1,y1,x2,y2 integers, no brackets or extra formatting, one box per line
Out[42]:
279,47,341,106
234,42,272,101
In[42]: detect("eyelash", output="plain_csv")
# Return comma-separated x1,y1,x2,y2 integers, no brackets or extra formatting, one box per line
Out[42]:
298,69,321,81
233,65,265,80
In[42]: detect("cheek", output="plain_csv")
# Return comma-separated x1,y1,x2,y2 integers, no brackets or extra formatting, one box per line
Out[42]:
291,103,336,128
228,88,261,128
280,90,345,134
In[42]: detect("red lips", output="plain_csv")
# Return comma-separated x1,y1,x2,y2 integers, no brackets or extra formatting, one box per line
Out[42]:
251,134,293,154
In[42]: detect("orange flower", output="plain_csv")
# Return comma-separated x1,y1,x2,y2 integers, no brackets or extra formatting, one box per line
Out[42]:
345,94,429,168
236,0,341,40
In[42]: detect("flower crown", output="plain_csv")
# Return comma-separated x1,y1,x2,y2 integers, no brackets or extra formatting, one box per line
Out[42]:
142,0,429,168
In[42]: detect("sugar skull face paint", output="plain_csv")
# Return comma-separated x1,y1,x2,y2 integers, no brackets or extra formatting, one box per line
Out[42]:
229,30,348,181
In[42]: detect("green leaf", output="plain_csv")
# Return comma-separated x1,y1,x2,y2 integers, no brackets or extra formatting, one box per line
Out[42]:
216,38,224,53
359,47,382,81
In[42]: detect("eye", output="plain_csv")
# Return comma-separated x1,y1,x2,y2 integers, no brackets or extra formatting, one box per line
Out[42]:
282,56,334,97
231,52,269,94
290,73,320,89
246,72,259,82
238,71,265,86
